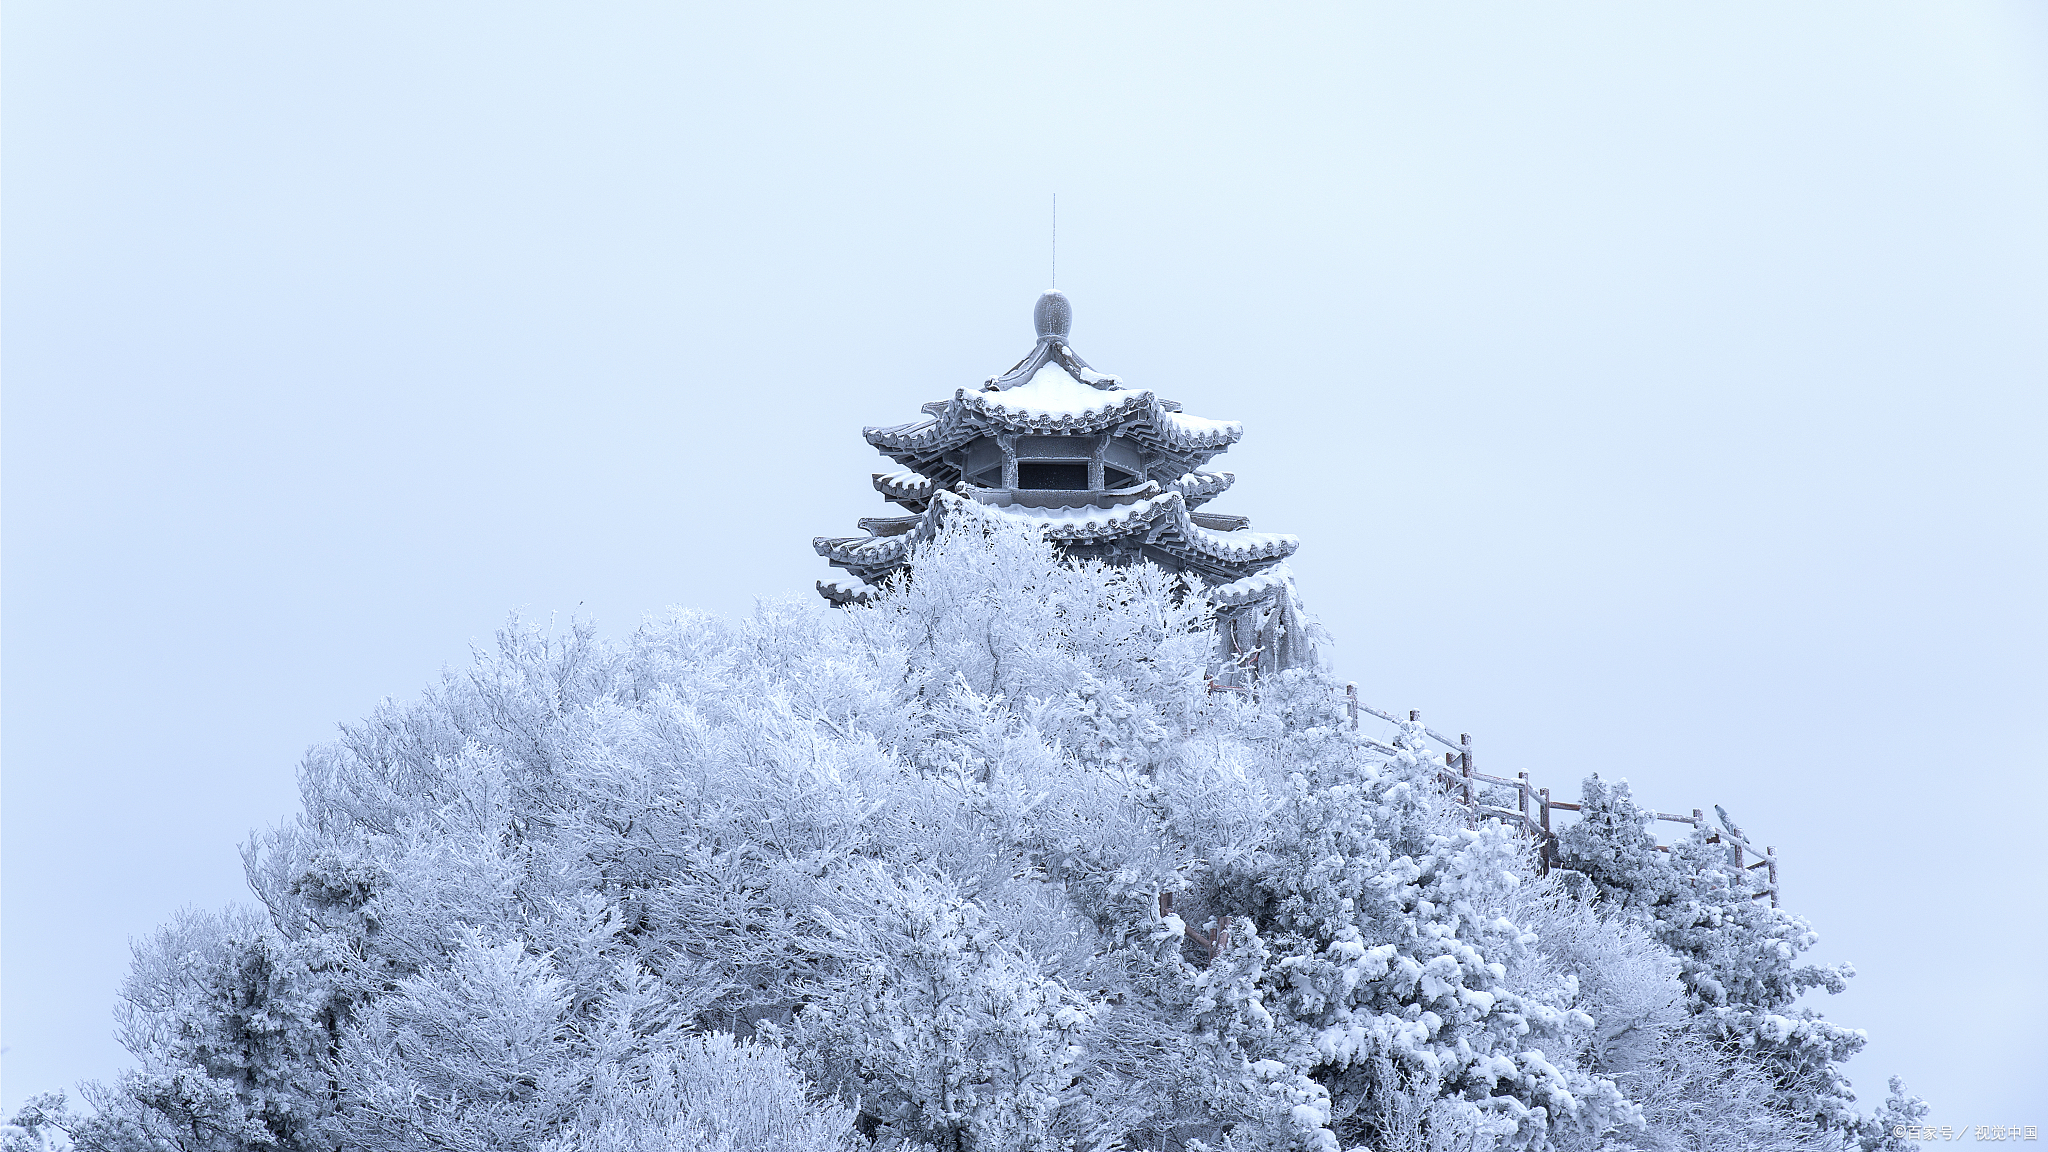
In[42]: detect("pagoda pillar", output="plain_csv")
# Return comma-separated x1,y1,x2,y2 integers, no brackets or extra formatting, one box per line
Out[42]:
998,432,1019,490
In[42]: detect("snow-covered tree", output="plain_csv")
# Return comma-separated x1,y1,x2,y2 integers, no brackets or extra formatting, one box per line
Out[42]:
1551,775,1892,1146
546,1032,859,1152
333,932,582,1152
44,511,1914,1152
793,866,1090,1151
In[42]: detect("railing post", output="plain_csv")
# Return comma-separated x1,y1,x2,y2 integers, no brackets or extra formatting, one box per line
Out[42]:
1459,734,1474,809
1538,787,1553,874
1409,709,1420,722
1346,682,1359,732
1518,771,1530,836
1767,846,1778,908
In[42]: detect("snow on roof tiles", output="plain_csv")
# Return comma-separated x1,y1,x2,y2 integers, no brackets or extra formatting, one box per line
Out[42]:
986,364,1136,416
814,489,1294,586
863,375,1242,459
1207,563,1297,607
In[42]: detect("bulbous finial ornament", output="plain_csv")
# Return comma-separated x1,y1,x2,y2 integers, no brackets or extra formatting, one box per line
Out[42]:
1033,290,1072,340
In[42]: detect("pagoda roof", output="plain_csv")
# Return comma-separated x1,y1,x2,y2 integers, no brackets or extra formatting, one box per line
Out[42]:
1206,562,1298,608
817,575,876,608
862,292,1248,486
982,326,1122,392
814,489,1296,587
865,366,1242,460
1170,470,1235,507
872,468,935,507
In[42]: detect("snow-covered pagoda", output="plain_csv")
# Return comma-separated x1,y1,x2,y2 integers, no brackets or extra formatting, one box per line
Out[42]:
815,290,1313,681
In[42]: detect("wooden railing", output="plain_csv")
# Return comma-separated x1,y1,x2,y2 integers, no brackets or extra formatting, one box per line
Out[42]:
1341,684,1780,906
1156,891,1229,961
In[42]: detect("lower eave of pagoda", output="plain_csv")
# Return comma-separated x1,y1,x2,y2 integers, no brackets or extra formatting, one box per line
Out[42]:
812,489,1296,592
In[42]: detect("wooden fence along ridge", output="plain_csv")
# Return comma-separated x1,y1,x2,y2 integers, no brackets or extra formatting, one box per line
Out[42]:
1339,684,1780,908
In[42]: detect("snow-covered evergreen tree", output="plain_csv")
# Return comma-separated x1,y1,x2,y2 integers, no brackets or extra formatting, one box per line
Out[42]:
545,1033,859,1152
1551,776,1902,1148
34,511,1914,1152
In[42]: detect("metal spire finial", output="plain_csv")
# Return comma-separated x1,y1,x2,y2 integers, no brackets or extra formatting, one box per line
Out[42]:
1035,194,1070,339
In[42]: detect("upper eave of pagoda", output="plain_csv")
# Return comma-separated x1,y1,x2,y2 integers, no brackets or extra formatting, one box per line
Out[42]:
863,367,1243,456
862,289,1244,471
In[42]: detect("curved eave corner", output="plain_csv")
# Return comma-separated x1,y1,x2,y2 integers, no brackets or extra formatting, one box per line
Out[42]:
1207,562,1298,608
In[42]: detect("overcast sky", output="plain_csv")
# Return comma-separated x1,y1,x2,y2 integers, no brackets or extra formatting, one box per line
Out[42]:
6,0,2045,1124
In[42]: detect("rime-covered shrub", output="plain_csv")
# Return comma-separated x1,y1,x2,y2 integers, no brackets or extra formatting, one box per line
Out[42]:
38,509,1913,1152
545,1033,860,1152
1551,776,1919,1148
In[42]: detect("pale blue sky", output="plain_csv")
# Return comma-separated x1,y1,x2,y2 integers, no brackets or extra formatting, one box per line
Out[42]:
6,0,2045,1123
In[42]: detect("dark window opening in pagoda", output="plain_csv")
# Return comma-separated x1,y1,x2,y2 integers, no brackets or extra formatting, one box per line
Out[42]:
1018,462,1089,490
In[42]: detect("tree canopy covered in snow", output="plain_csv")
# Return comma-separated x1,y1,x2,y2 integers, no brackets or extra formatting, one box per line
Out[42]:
8,511,1923,1152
